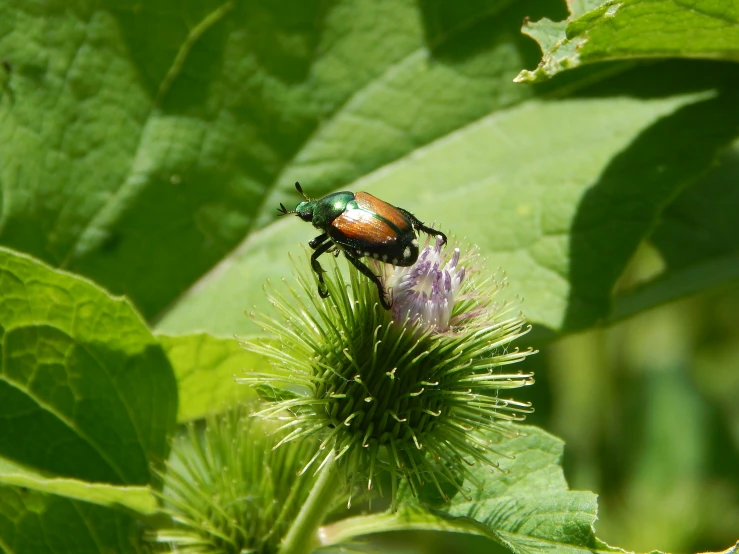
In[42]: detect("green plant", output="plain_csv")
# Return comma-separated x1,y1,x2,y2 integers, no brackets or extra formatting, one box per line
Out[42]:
1,0,739,553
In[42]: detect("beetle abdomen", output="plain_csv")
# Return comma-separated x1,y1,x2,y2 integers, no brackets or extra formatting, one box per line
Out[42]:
353,192,412,231
330,201,418,265
332,208,397,244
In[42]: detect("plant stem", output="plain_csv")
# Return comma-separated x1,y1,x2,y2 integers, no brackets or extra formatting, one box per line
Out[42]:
280,451,338,554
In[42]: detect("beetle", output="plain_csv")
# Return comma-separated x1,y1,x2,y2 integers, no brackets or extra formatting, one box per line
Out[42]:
278,182,446,309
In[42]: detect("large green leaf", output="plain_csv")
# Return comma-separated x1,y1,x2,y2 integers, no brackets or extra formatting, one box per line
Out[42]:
320,425,617,554
4,0,734,342
158,89,739,336
0,486,145,554
0,248,177,485
158,332,269,421
517,0,739,83
0,0,558,320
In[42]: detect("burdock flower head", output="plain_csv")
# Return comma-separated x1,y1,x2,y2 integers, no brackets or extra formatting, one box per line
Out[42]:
152,406,329,553
241,237,535,506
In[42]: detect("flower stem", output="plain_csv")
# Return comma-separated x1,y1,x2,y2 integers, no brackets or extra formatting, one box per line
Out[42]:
280,452,338,554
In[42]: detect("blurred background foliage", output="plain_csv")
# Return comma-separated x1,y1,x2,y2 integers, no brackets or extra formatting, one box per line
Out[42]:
1,0,738,552
543,272,739,552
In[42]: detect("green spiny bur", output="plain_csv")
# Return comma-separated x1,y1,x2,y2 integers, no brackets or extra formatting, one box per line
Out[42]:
242,241,536,508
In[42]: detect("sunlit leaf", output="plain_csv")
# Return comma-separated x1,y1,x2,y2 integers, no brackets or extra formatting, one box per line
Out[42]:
0,248,177,485
158,333,271,421
0,0,553,319
517,0,739,83
159,90,739,337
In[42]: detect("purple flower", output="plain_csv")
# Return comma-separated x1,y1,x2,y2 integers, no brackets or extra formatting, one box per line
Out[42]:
384,237,466,332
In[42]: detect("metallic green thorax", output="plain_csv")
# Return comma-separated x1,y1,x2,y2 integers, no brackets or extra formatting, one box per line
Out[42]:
296,191,355,227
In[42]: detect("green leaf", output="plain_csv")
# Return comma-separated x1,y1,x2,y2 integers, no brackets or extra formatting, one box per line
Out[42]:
5,0,730,341
158,333,271,421
426,427,613,554
0,456,157,516
517,0,739,83
651,141,739,274
0,0,554,320
0,247,177,485
613,141,739,320
320,425,618,554
0,485,145,554
158,90,739,336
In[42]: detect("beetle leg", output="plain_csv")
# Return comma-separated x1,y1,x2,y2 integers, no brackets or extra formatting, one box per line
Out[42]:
344,252,392,310
309,233,329,250
324,243,341,257
396,208,447,246
311,240,334,298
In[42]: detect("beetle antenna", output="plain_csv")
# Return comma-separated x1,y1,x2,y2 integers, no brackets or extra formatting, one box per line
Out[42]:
277,202,296,216
295,181,310,201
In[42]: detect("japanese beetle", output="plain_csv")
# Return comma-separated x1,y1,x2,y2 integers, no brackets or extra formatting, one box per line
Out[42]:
278,182,446,309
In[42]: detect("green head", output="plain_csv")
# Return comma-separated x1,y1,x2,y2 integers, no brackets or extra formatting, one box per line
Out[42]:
295,200,314,222
277,182,354,228
277,182,315,221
